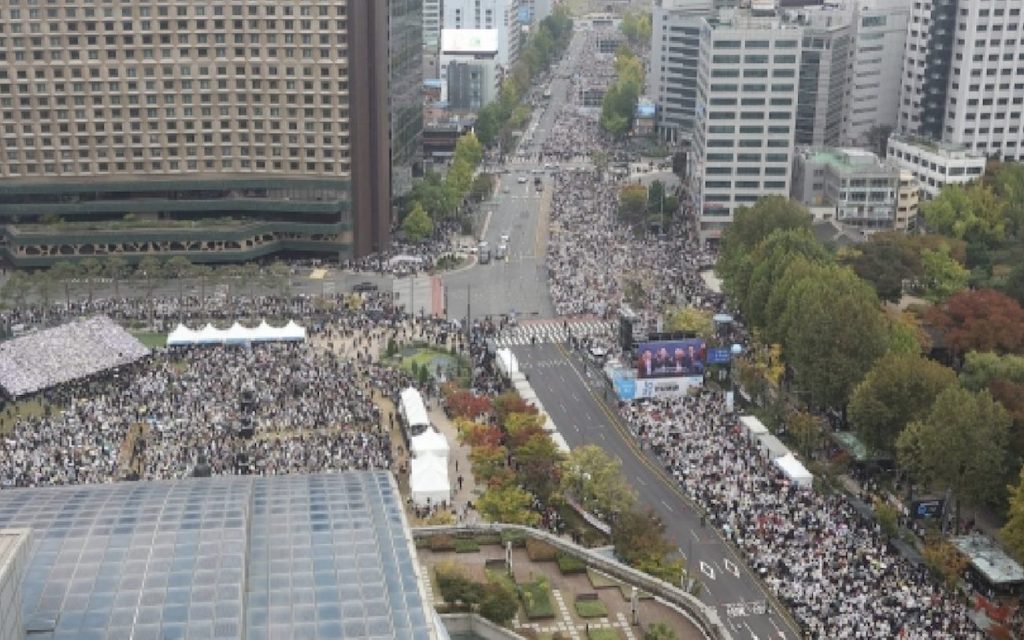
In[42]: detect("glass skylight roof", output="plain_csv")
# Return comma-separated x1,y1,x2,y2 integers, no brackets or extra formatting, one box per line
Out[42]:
0,472,433,640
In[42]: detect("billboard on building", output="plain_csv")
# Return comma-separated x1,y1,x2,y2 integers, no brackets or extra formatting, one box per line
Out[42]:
440,29,499,55
634,339,706,379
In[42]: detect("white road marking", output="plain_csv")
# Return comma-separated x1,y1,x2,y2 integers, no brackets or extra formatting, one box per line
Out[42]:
690,529,700,542
769,618,787,638
660,499,674,512
724,558,740,578
700,561,716,580
635,476,646,486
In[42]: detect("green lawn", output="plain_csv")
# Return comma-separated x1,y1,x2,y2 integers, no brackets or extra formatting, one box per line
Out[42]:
0,397,47,435
132,331,167,349
575,598,608,619
587,629,620,640
557,552,587,574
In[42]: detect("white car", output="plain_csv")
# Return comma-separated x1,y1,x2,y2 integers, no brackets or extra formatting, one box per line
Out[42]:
500,234,510,244
503,186,511,193
517,176,528,184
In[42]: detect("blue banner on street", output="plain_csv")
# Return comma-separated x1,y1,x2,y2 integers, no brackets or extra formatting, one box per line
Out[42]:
707,347,732,365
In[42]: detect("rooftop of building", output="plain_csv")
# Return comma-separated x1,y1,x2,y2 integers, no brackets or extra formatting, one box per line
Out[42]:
0,472,436,640
888,134,987,159
800,147,894,175
707,3,803,28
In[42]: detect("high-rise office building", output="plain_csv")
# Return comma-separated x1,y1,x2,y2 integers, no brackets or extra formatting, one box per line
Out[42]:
391,0,425,200
424,0,443,48
794,6,851,147
650,0,716,145
898,0,1023,160
0,0,417,267
691,7,802,241
442,0,521,68
841,0,910,147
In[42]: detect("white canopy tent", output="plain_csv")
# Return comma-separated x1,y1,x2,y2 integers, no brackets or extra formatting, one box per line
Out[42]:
280,320,306,342
166,320,308,345
495,348,519,378
399,387,430,430
739,415,769,441
166,324,198,346
410,456,450,507
410,428,450,460
196,324,225,345
755,432,791,460
774,453,813,488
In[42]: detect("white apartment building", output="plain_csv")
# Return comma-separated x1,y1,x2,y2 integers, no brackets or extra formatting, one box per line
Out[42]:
424,0,442,48
841,0,910,146
650,0,716,145
691,8,803,240
898,0,1024,161
887,134,986,199
442,0,522,68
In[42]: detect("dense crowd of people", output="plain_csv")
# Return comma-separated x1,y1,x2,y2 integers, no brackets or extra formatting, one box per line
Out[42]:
624,394,981,638
0,19,997,640
535,27,987,638
0,315,150,398
0,342,390,487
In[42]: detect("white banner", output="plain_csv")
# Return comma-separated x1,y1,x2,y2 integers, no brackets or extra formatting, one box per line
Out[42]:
634,376,703,399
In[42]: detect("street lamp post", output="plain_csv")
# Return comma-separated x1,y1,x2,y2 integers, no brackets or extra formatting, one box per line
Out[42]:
728,343,743,412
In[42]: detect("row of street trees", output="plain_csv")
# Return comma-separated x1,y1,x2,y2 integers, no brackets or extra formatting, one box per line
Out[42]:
444,386,687,586
474,7,573,149
617,180,680,231
401,132,484,242
599,44,644,138
0,256,292,314
716,196,1024,543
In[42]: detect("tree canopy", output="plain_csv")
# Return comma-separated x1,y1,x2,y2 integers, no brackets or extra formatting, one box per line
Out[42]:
560,445,636,518
612,508,683,585
848,353,957,455
619,10,652,47
922,182,1007,249
599,46,643,137
926,288,1024,356
401,202,434,243
897,386,1010,523
778,263,889,409
717,197,812,292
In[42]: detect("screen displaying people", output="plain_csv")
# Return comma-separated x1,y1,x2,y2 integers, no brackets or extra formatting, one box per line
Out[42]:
635,339,706,378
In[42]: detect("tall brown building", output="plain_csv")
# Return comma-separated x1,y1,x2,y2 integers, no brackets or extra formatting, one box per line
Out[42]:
0,0,421,267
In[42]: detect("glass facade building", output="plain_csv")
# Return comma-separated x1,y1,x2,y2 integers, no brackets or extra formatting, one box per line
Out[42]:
390,0,425,199
0,472,436,640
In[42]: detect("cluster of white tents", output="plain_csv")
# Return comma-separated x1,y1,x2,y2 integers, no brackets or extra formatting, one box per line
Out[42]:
401,387,455,508
739,415,813,488
497,348,570,455
409,426,451,508
165,321,307,346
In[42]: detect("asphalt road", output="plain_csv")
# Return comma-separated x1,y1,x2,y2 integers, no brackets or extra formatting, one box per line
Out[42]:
513,342,801,640
441,29,590,323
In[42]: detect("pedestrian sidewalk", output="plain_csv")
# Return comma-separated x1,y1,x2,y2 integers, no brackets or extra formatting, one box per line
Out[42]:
428,403,482,525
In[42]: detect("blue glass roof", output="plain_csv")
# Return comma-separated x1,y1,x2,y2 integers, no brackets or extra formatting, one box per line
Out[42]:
0,472,434,640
